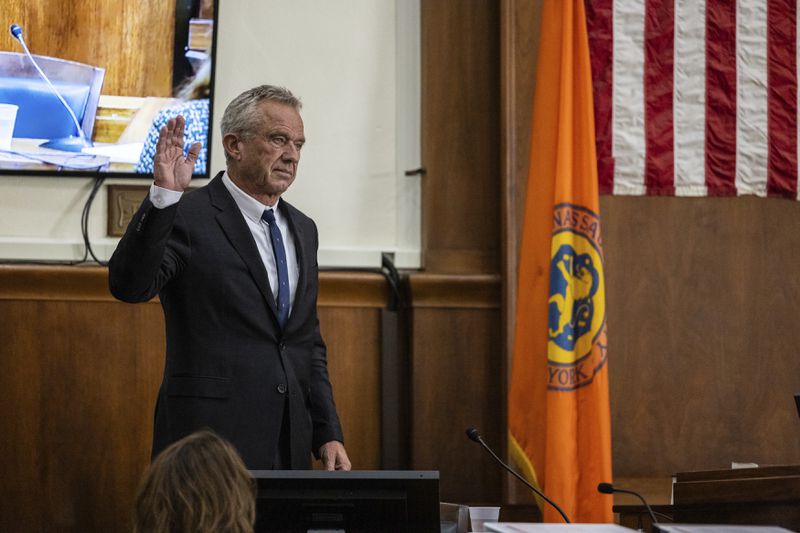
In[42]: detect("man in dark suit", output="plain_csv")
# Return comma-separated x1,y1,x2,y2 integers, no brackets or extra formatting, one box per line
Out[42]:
109,86,351,471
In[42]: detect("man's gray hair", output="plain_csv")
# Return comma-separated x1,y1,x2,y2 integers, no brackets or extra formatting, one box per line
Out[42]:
220,85,302,160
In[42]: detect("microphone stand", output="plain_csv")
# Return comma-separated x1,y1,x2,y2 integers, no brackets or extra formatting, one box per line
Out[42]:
598,482,658,528
9,24,92,152
466,428,571,524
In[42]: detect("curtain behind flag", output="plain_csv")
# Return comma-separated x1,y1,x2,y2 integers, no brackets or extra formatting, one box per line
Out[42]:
508,0,612,523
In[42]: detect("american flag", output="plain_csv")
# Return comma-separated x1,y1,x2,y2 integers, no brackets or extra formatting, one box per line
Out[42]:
587,0,799,199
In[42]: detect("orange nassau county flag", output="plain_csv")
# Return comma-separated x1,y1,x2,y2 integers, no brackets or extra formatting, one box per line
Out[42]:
508,0,612,523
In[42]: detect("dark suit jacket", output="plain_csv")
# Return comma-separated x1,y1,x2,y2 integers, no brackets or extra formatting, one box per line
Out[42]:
108,172,344,469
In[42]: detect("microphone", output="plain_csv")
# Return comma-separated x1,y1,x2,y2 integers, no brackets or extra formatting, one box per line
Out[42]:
8,23,92,152
465,427,571,523
597,482,658,526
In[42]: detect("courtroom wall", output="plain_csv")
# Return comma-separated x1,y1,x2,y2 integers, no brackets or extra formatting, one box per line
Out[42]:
4,1,791,527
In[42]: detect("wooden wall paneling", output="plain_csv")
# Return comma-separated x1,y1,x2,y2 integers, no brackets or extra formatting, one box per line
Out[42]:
318,272,386,469
500,0,542,504
602,196,800,478
318,306,382,470
0,0,176,97
0,299,164,532
421,0,501,274
409,274,503,503
501,0,541,346
501,0,541,281
417,0,506,505
0,267,386,530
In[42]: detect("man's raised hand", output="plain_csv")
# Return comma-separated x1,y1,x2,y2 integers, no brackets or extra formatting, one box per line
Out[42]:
153,115,201,192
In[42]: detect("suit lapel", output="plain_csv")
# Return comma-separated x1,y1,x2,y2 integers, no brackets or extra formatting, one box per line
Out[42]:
208,174,280,323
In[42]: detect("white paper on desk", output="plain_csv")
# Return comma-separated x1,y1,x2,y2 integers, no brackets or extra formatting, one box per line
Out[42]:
0,150,36,163
82,142,144,164
487,524,635,532
0,148,110,169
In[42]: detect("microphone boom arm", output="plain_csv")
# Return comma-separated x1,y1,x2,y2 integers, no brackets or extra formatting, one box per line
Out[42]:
466,428,571,524
598,482,658,526
8,24,90,150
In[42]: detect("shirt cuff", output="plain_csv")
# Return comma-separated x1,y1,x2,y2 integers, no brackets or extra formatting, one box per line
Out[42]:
149,184,183,209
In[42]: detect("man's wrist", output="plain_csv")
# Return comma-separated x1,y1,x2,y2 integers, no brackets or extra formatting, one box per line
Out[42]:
149,183,183,209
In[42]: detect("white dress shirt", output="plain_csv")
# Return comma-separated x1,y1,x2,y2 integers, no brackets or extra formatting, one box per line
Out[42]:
149,174,299,314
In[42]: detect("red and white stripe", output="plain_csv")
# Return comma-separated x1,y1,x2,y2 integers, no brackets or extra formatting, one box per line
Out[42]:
589,0,799,199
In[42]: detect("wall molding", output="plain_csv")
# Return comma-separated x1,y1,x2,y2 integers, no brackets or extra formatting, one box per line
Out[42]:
0,265,389,308
408,273,501,309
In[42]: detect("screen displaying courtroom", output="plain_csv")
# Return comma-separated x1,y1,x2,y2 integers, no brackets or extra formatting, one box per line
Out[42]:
0,0,217,177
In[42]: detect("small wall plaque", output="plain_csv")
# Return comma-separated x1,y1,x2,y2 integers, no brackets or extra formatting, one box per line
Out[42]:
107,185,149,237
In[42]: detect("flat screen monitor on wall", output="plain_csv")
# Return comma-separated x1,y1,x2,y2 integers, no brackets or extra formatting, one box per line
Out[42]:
0,0,218,178
251,470,440,533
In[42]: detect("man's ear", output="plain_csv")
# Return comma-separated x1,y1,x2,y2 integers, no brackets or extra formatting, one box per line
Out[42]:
222,133,240,160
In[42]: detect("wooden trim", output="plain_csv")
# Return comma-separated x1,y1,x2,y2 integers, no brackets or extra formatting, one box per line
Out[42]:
500,0,542,504
500,0,515,504
676,465,800,483
318,271,388,308
673,475,800,505
0,265,118,302
0,265,388,308
408,273,501,309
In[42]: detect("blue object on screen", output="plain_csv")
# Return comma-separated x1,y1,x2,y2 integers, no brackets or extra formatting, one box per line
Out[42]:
0,77,91,138
0,51,104,144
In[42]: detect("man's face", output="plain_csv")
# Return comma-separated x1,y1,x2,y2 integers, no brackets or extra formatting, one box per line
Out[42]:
232,100,305,197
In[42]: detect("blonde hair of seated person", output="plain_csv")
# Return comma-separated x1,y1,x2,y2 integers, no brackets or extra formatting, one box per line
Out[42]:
133,430,256,533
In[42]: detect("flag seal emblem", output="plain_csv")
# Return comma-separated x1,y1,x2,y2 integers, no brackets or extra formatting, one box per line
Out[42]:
547,203,607,391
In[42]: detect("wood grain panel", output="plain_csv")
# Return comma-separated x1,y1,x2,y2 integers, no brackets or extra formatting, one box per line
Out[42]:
410,304,503,503
409,273,501,309
408,270,504,503
0,266,384,531
602,195,800,476
421,0,501,274
0,0,176,97
501,0,541,348
502,0,541,280
0,265,387,307
318,306,382,470
0,299,164,532
500,0,542,503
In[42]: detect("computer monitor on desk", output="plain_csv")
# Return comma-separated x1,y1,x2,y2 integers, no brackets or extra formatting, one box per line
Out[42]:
251,470,440,533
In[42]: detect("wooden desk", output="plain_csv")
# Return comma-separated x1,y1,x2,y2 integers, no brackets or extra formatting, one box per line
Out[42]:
615,466,800,531
672,465,800,530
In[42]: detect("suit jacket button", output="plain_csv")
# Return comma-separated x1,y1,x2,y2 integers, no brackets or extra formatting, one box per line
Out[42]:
279,342,286,351
277,384,287,394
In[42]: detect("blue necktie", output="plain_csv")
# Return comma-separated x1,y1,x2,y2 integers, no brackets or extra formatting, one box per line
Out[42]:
261,209,290,329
